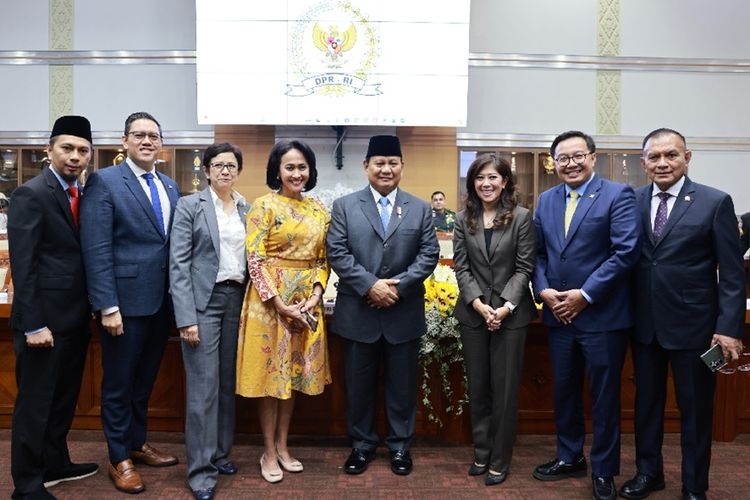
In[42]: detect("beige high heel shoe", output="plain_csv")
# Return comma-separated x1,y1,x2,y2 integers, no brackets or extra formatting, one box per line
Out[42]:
259,453,283,483
277,453,304,473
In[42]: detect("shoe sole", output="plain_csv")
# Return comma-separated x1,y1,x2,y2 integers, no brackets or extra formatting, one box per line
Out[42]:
44,468,99,488
532,469,587,481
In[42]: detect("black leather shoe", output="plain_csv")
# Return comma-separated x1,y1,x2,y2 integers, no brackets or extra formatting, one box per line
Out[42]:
619,472,665,499
216,461,237,475
43,462,99,487
390,450,413,475
682,492,707,500
592,475,616,500
532,456,587,481
192,487,215,500
344,448,374,475
485,470,507,486
468,462,488,476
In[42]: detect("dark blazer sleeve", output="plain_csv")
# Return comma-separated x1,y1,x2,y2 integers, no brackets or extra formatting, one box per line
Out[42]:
580,185,641,303
79,170,118,311
713,195,746,338
326,197,380,297
453,212,483,306
169,196,198,329
501,208,536,306
532,193,551,297
7,185,44,331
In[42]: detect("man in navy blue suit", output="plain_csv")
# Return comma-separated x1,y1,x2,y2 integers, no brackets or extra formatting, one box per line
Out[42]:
532,131,641,500
80,112,180,494
619,129,745,500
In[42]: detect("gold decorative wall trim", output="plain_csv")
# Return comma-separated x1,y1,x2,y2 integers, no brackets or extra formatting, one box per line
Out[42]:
596,70,621,135
597,0,620,56
597,0,620,135
49,65,74,121
49,0,74,50
49,0,74,125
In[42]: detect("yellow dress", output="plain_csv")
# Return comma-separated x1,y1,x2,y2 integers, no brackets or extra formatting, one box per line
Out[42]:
236,192,331,399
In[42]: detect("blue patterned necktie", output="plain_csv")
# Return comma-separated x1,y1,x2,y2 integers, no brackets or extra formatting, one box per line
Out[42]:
378,196,390,232
653,192,670,240
143,172,165,235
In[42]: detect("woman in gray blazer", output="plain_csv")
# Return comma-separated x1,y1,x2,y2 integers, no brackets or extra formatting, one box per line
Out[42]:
169,143,249,500
452,154,536,486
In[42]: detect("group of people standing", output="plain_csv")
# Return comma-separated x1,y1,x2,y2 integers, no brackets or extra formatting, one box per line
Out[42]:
7,115,745,500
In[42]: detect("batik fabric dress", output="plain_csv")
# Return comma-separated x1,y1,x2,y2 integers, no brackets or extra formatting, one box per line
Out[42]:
236,192,331,399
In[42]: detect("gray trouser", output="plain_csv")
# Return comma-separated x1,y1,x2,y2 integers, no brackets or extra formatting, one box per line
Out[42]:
182,282,243,491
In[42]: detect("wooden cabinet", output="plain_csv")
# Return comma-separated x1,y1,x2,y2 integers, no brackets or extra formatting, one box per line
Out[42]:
2,317,749,443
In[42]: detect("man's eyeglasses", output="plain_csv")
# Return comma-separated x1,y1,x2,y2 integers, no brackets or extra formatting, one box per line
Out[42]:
209,162,239,172
128,131,162,142
555,152,591,167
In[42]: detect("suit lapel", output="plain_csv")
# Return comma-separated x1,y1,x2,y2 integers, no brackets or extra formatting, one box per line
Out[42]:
562,177,602,251
472,221,490,264
199,188,221,257
44,167,77,233
638,186,654,245
654,177,695,249
384,191,408,241
119,162,164,237
359,187,386,240
551,185,566,250
489,223,508,259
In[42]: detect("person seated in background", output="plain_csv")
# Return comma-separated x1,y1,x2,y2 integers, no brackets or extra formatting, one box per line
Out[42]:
431,190,456,232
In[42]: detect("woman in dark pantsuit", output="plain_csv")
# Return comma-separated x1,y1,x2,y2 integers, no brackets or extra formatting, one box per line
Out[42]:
452,154,537,486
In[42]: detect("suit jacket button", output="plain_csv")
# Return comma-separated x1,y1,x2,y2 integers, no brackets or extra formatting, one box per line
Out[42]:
562,280,567,286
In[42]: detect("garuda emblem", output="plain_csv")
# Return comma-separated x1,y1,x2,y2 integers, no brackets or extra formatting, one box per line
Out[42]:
312,22,357,63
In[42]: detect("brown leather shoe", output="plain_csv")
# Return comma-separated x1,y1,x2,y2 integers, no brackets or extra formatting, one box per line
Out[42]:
108,459,145,494
130,443,178,467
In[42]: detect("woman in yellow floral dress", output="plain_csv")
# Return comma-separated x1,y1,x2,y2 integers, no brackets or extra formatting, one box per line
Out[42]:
236,140,331,483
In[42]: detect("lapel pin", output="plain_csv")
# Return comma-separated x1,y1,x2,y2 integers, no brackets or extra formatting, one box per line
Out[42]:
684,195,691,201
396,206,402,218
588,194,596,198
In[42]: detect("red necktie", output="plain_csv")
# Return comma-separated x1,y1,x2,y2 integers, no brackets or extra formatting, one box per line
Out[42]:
68,185,79,228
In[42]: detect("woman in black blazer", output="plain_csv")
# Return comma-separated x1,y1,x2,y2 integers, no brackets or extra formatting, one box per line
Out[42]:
452,154,537,486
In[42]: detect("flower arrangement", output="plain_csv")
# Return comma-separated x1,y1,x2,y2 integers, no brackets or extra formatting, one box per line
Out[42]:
420,264,467,425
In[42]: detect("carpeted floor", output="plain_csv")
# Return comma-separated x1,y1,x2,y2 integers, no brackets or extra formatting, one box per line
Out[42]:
1,430,748,499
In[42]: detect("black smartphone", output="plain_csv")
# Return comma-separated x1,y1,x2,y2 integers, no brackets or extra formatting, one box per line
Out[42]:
700,343,727,372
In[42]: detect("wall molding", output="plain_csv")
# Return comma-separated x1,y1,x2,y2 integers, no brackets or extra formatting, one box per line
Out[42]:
2,51,749,73
456,133,750,152
0,130,214,146
469,53,750,73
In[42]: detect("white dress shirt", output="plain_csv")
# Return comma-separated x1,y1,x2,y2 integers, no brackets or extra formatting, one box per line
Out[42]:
650,175,685,229
209,187,246,284
126,157,171,233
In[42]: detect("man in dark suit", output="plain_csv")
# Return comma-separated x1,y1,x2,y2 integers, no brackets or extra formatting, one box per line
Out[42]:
326,135,439,476
9,116,98,499
619,128,745,500
80,111,180,494
532,131,641,500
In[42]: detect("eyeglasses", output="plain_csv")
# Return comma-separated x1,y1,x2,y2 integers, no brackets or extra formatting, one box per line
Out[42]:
209,162,239,172
555,152,591,167
128,131,162,142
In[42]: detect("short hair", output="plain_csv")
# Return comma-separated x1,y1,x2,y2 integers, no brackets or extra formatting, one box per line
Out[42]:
642,127,687,150
431,191,446,200
202,143,244,184
266,140,318,191
550,130,596,157
124,111,162,137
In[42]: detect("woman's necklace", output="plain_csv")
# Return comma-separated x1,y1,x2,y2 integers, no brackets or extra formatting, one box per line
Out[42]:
483,210,496,228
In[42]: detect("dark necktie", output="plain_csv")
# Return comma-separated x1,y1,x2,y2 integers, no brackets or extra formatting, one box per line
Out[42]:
143,172,165,235
378,197,390,232
653,192,670,240
68,185,79,229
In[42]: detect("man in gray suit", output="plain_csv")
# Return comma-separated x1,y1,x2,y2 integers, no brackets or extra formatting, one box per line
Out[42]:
326,135,439,476
169,143,248,500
